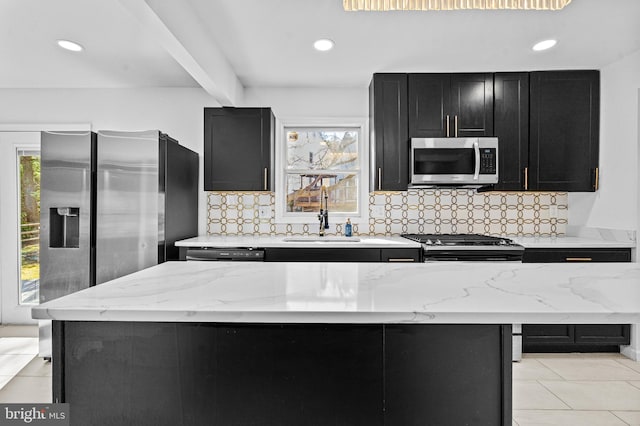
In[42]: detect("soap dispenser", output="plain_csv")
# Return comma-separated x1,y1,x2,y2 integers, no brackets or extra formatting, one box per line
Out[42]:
344,218,352,237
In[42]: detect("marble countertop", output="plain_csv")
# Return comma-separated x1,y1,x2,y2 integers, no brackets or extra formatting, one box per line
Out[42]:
176,235,635,250
32,261,640,324
511,236,636,249
175,235,422,249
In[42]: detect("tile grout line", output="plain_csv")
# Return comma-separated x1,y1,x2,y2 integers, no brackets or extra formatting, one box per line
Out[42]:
535,378,579,410
609,410,633,426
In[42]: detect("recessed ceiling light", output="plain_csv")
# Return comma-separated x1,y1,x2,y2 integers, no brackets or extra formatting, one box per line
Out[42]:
57,39,84,52
532,39,557,52
313,39,334,52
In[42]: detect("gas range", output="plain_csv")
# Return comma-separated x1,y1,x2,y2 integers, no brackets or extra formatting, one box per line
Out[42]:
401,233,524,262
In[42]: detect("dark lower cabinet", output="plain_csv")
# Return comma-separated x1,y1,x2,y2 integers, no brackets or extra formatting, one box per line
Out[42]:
385,324,511,426
380,248,422,262
265,247,381,262
53,321,512,426
523,324,630,353
575,324,631,345
522,247,631,353
523,248,632,263
264,247,422,262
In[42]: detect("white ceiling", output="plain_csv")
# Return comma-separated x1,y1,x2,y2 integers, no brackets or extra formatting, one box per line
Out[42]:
2,0,640,105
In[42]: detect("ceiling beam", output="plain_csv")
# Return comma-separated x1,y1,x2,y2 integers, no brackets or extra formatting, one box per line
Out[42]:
117,0,243,106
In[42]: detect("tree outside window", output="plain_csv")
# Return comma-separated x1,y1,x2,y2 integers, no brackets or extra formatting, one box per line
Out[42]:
284,128,360,215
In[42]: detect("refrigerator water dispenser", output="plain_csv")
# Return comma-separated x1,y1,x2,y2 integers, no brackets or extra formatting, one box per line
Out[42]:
49,207,80,248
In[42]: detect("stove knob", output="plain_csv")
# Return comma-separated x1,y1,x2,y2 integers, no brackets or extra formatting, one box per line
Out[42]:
435,239,443,245
425,239,432,245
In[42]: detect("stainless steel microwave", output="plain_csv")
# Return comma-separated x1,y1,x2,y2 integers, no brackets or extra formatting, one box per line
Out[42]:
410,137,499,187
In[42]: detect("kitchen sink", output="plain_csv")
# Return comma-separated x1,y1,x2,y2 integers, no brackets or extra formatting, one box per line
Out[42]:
282,236,361,242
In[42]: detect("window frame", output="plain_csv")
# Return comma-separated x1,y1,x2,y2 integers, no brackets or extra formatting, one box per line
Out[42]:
274,117,369,224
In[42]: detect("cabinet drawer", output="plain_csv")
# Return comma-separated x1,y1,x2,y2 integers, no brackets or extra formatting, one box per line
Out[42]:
522,248,631,263
380,248,421,263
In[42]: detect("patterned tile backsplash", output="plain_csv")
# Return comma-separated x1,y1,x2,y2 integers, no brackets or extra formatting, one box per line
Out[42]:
207,190,568,237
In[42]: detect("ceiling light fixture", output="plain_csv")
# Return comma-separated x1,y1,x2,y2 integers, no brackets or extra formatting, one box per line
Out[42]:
532,39,557,51
343,0,572,11
57,39,84,52
313,39,335,52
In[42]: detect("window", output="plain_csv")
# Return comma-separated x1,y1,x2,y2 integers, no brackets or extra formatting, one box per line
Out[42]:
275,119,367,223
18,149,40,305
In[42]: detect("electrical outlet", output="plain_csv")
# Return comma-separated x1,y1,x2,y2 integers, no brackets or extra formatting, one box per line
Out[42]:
258,205,271,219
549,204,558,218
372,205,385,218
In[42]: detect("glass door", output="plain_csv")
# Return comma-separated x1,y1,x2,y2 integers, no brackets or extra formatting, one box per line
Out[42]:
18,149,41,305
0,132,41,324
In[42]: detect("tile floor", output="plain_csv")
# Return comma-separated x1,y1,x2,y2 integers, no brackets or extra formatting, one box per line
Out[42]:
1,325,639,425
513,353,640,425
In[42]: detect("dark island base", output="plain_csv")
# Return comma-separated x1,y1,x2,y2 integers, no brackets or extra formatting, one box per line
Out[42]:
52,321,512,426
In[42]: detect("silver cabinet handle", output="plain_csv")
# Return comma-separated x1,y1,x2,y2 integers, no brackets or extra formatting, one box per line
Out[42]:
446,115,450,137
524,167,528,191
454,115,458,137
378,167,382,191
565,257,593,262
594,167,599,191
387,258,416,262
473,140,480,180
263,167,268,191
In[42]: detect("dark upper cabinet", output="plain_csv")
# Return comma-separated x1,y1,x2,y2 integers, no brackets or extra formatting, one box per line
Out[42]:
369,74,409,191
204,107,274,191
529,70,600,191
493,73,529,191
408,73,494,138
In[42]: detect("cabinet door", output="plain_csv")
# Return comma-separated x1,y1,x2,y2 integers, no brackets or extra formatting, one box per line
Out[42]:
408,74,451,138
213,324,383,425
385,324,510,426
204,107,273,191
574,324,631,345
449,73,494,137
523,325,574,345
494,73,529,191
529,71,599,191
369,74,409,191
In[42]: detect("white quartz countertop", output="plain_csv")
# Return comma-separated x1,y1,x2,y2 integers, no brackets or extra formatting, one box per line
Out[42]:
32,261,640,324
175,235,422,249
176,235,635,249
512,236,636,249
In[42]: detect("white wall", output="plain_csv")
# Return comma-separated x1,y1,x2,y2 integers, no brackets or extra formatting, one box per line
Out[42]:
0,88,221,235
242,87,368,119
569,49,640,230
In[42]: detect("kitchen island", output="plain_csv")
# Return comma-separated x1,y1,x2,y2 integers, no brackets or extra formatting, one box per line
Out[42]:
33,261,640,426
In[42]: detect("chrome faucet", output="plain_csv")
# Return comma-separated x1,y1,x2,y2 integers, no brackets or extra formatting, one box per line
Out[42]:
318,185,329,237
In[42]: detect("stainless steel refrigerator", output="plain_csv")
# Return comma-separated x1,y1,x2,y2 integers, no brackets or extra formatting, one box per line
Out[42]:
39,130,198,356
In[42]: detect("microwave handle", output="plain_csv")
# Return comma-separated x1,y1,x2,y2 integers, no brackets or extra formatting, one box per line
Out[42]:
473,140,480,180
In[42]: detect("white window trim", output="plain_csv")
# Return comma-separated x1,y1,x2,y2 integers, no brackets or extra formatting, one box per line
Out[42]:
274,117,369,225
